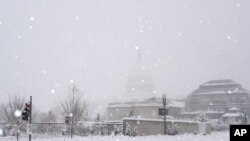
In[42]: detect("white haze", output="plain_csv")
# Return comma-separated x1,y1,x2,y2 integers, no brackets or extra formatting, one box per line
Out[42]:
0,0,250,113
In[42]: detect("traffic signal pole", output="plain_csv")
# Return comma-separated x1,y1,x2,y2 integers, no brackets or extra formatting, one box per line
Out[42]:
29,96,32,141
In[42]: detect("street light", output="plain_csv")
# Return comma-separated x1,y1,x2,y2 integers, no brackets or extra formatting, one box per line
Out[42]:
69,113,73,118
69,113,73,138
162,93,167,135
15,110,22,118
14,110,22,141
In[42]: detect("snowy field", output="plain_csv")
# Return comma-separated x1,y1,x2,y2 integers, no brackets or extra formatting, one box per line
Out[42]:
0,132,229,141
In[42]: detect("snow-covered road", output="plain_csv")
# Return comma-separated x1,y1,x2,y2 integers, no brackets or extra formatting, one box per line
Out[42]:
0,132,229,141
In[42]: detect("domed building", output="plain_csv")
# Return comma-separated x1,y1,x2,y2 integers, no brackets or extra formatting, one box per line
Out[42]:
183,79,250,119
106,50,184,121
124,50,155,101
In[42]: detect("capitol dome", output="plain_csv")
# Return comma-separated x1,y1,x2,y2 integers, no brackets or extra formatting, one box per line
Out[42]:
125,50,155,101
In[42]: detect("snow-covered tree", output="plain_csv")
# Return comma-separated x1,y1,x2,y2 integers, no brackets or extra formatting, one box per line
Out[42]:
0,95,38,123
60,84,88,123
0,95,24,123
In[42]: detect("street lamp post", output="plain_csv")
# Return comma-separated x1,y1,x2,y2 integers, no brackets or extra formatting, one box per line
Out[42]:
162,93,167,135
14,110,22,141
69,113,73,139
243,109,247,125
70,83,76,139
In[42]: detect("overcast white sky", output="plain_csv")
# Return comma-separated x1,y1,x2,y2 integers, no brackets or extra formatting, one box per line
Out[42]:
0,0,250,113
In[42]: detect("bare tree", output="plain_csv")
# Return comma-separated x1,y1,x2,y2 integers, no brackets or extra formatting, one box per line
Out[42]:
60,84,88,123
60,84,88,137
0,95,38,124
0,95,25,123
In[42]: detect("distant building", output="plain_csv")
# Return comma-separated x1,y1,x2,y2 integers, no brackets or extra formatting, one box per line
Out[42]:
107,97,184,121
124,50,155,101
183,79,250,119
107,50,184,121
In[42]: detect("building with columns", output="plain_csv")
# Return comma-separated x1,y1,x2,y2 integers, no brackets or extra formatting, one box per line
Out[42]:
107,50,184,121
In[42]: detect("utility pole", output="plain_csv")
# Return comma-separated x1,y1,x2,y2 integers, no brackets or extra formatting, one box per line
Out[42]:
71,85,75,139
243,109,247,125
162,93,167,135
16,120,19,141
29,96,32,141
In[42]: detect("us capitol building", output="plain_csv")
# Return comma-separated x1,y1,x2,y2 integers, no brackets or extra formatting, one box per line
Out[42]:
106,50,184,121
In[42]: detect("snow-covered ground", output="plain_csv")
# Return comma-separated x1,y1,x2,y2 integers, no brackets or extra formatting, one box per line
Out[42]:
0,131,229,141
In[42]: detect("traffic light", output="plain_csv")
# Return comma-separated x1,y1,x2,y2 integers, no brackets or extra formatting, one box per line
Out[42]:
22,102,30,121
65,116,70,124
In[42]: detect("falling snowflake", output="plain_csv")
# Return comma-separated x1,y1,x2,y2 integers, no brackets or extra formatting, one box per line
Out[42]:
70,80,74,83
75,16,80,21
29,25,33,29
236,3,240,7
51,89,56,94
30,16,35,21
42,70,47,74
134,46,139,50
139,29,144,33
14,55,19,58
226,35,231,39
17,35,21,39
141,79,145,83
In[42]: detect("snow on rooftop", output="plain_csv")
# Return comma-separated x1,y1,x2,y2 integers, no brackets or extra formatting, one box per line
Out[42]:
229,107,240,111
200,79,239,87
168,101,185,107
108,100,184,108
123,117,199,124
222,113,243,117
182,110,224,114
108,102,161,108
194,89,249,95
202,82,237,86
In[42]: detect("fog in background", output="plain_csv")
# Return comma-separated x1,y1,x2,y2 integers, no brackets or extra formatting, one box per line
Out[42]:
0,0,250,114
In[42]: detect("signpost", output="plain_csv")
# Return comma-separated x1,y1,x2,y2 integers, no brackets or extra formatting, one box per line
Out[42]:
159,108,168,116
62,128,68,141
